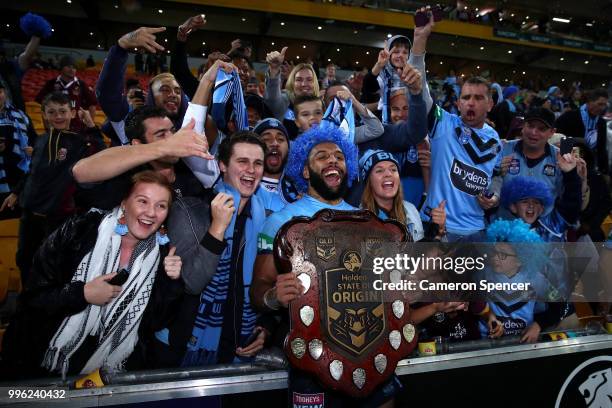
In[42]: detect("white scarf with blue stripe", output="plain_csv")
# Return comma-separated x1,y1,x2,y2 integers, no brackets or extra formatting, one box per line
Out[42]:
210,70,248,133
321,96,355,143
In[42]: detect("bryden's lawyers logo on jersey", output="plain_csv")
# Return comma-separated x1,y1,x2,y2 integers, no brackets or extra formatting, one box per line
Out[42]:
450,159,489,196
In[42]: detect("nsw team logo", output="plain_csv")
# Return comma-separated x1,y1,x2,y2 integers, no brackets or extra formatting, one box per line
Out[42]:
544,164,556,177
509,158,520,175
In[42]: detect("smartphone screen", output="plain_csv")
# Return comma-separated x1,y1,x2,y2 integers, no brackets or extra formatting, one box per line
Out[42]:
560,137,574,156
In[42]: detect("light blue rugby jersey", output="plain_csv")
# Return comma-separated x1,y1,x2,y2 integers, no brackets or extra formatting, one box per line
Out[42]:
420,106,502,233
257,195,356,254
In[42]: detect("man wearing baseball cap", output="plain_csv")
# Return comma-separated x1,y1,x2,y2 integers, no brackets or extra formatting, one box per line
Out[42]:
35,55,97,132
253,118,289,192
252,117,302,214
492,107,563,216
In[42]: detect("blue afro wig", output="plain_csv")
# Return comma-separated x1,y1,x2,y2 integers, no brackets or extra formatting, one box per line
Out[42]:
486,219,547,268
285,126,359,194
19,13,52,39
500,176,554,209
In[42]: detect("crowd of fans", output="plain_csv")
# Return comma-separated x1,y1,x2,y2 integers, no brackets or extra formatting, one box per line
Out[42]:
0,8,610,407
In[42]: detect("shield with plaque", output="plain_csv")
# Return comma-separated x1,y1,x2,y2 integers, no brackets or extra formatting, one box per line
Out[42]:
274,209,417,397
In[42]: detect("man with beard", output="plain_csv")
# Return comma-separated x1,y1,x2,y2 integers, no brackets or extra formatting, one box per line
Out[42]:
72,106,211,211
96,26,188,145
253,118,289,194
73,60,238,209
250,126,402,407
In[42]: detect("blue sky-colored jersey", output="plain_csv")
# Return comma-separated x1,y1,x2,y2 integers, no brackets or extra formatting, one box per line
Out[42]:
476,266,546,337
257,195,356,254
421,106,502,233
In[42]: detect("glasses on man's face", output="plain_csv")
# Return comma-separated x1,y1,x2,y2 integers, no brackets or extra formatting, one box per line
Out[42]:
491,249,517,261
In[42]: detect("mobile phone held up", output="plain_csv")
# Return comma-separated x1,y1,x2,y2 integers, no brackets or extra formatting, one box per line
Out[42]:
414,5,443,27
560,137,575,156
108,268,129,286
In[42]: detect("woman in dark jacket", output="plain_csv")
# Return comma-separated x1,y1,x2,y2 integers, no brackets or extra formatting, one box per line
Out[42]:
1,170,184,380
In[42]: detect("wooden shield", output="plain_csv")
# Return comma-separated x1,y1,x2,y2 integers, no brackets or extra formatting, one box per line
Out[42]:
274,209,417,397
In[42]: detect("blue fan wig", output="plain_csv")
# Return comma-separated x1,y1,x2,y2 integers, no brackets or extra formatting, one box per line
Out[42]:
285,126,358,194
500,176,554,209
19,13,52,39
486,219,546,268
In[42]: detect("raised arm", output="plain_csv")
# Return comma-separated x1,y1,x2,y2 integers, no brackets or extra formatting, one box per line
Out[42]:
180,60,237,188
72,119,210,183
334,88,384,143
97,27,166,121
359,66,427,152
264,47,290,119
171,14,207,99
409,8,435,114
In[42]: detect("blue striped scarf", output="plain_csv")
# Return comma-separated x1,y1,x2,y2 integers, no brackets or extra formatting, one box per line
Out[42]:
211,70,248,133
321,96,355,143
182,181,265,366
0,102,31,173
377,63,404,125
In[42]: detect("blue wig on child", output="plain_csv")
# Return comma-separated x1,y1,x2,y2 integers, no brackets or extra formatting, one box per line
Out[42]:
486,219,547,269
500,176,554,210
285,126,358,194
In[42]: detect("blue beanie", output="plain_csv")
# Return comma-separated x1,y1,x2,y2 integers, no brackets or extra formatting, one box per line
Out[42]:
501,176,554,209
359,149,399,181
285,126,358,194
503,85,519,100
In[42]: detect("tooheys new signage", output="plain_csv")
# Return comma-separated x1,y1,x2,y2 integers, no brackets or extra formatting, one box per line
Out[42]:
274,209,416,397
450,159,489,196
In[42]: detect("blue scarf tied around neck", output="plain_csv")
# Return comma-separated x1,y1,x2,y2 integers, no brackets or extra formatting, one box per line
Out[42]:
182,181,265,366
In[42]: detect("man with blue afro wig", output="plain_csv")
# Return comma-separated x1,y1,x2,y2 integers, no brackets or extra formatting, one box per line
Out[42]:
252,125,367,403
284,125,359,195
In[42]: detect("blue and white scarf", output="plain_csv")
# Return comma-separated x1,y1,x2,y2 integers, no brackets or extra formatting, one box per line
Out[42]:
182,181,265,366
321,96,355,143
211,70,248,133
377,63,404,125
0,102,31,172
580,103,599,149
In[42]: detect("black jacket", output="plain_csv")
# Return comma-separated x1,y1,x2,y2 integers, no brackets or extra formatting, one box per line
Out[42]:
1,210,183,379
555,110,608,175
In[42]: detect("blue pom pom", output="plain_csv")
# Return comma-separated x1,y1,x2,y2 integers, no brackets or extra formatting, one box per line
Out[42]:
20,13,53,39
114,222,128,236
156,231,170,245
